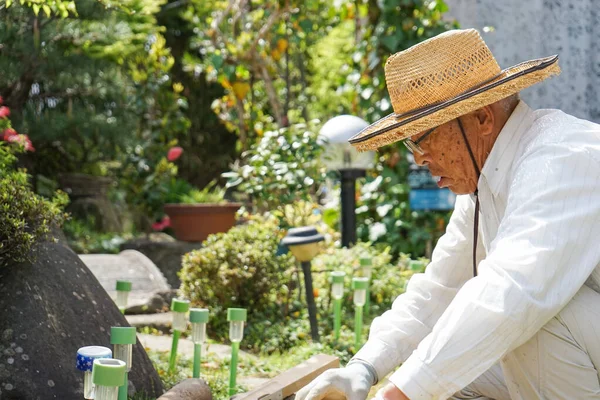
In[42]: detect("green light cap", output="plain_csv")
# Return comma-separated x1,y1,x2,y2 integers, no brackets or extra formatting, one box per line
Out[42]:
116,280,132,292
330,271,346,284
352,277,369,290
359,257,372,266
189,308,209,323
92,358,126,387
110,327,136,345
171,298,190,313
227,308,247,322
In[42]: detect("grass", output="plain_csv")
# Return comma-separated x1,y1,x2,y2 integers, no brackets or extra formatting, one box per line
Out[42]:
136,328,389,400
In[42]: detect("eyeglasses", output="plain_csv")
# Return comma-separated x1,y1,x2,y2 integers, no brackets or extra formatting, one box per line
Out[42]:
403,127,437,155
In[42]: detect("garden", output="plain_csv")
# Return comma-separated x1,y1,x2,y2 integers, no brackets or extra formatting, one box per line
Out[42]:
0,0,458,399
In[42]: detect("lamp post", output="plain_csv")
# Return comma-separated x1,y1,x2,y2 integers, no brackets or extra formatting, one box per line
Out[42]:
189,308,209,378
227,307,247,397
320,115,374,248
76,346,112,399
115,281,132,314
169,298,190,372
352,277,369,349
110,327,136,400
330,271,345,341
281,226,324,342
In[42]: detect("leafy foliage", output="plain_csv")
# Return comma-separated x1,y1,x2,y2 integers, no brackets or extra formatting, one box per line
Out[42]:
223,121,327,213
179,215,296,347
0,144,67,267
178,180,227,204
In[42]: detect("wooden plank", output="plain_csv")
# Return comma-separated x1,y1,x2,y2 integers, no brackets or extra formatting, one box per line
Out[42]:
237,353,339,400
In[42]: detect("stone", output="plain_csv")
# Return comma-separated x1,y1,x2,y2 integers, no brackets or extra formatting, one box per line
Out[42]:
125,289,176,315
157,378,212,400
120,237,202,289
79,250,171,312
445,0,600,123
0,239,163,399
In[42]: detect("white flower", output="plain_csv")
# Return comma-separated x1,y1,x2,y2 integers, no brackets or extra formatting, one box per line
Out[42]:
369,222,387,242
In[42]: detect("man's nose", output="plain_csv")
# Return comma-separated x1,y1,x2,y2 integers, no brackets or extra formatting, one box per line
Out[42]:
413,151,430,167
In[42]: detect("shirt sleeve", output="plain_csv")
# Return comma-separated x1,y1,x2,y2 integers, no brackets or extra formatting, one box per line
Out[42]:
352,194,478,380
389,142,600,400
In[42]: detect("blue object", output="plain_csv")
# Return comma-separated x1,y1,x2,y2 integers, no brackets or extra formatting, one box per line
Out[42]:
76,346,112,372
276,243,289,256
409,188,456,211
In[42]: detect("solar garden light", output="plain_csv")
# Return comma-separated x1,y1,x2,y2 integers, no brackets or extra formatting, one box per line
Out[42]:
169,298,190,372
110,327,136,400
360,256,373,315
228,307,247,397
352,277,369,349
330,271,346,341
115,280,132,314
76,346,112,399
189,308,209,379
92,358,127,400
281,226,325,342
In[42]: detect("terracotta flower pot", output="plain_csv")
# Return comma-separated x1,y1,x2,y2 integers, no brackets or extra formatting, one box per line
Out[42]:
163,203,242,242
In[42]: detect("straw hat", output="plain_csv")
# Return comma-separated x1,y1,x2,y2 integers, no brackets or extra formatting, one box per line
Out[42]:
348,29,561,151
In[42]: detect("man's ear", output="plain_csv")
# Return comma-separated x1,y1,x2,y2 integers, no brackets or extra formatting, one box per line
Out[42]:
471,106,495,137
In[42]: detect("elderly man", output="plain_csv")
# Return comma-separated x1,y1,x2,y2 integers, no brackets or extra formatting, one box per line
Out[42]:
296,29,600,400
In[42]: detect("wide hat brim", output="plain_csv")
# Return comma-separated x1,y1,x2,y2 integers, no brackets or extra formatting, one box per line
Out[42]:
349,55,560,151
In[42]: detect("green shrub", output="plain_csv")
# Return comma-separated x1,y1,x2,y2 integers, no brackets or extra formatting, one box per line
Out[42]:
0,144,67,267
179,215,296,347
223,121,327,213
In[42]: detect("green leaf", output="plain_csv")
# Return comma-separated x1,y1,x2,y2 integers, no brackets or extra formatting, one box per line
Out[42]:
42,4,51,17
32,3,40,15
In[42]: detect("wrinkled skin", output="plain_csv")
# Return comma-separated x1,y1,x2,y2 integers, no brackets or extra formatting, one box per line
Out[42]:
411,100,517,195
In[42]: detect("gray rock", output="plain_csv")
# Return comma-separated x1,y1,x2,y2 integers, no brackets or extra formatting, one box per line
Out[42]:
79,250,171,313
0,239,164,399
125,289,176,315
157,378,212,400
120,238,202,289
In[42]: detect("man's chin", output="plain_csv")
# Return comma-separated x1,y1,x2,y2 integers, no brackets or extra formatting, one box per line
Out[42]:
447,185,472,195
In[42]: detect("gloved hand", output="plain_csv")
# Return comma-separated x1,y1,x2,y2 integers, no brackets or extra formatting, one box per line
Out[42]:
295,362,375,400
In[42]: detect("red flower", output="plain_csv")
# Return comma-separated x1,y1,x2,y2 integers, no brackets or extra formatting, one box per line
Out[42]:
0,96,4,105
0,106,10,118
7,134,35,152
2,128,17,141
167,146,183,162
151,216,171,231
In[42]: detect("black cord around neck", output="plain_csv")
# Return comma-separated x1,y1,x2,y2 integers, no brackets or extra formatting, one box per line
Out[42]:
457,117,481,277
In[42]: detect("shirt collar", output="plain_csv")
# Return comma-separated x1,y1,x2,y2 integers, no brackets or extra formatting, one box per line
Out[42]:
481,100,534,196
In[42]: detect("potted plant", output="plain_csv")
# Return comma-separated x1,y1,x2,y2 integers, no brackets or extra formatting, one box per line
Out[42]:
163,181,242,242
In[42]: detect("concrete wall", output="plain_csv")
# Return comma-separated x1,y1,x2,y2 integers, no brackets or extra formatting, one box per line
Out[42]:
445,0,600,123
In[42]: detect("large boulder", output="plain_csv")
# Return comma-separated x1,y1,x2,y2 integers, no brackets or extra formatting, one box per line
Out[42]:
0,239,164,399
120,236,202,289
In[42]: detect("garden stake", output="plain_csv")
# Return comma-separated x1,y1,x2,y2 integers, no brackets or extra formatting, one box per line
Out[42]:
115,280,132,314
76,346,112,399
228,308,247,397
330,271,346,341
92,358,127,400
360,257,373,315
169,299,190,372
110,327,136,400
353,277,369,349
189,308,209,378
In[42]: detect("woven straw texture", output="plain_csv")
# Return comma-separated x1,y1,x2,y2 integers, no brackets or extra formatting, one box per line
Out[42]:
349,29,561,151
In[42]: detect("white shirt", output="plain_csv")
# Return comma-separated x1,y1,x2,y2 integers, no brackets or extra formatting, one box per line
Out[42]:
353,101,600,399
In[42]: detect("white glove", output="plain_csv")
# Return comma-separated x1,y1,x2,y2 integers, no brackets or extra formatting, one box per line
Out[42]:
295,362,375,400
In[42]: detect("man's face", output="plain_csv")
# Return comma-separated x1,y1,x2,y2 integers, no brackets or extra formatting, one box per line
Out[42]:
410,117,480,195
